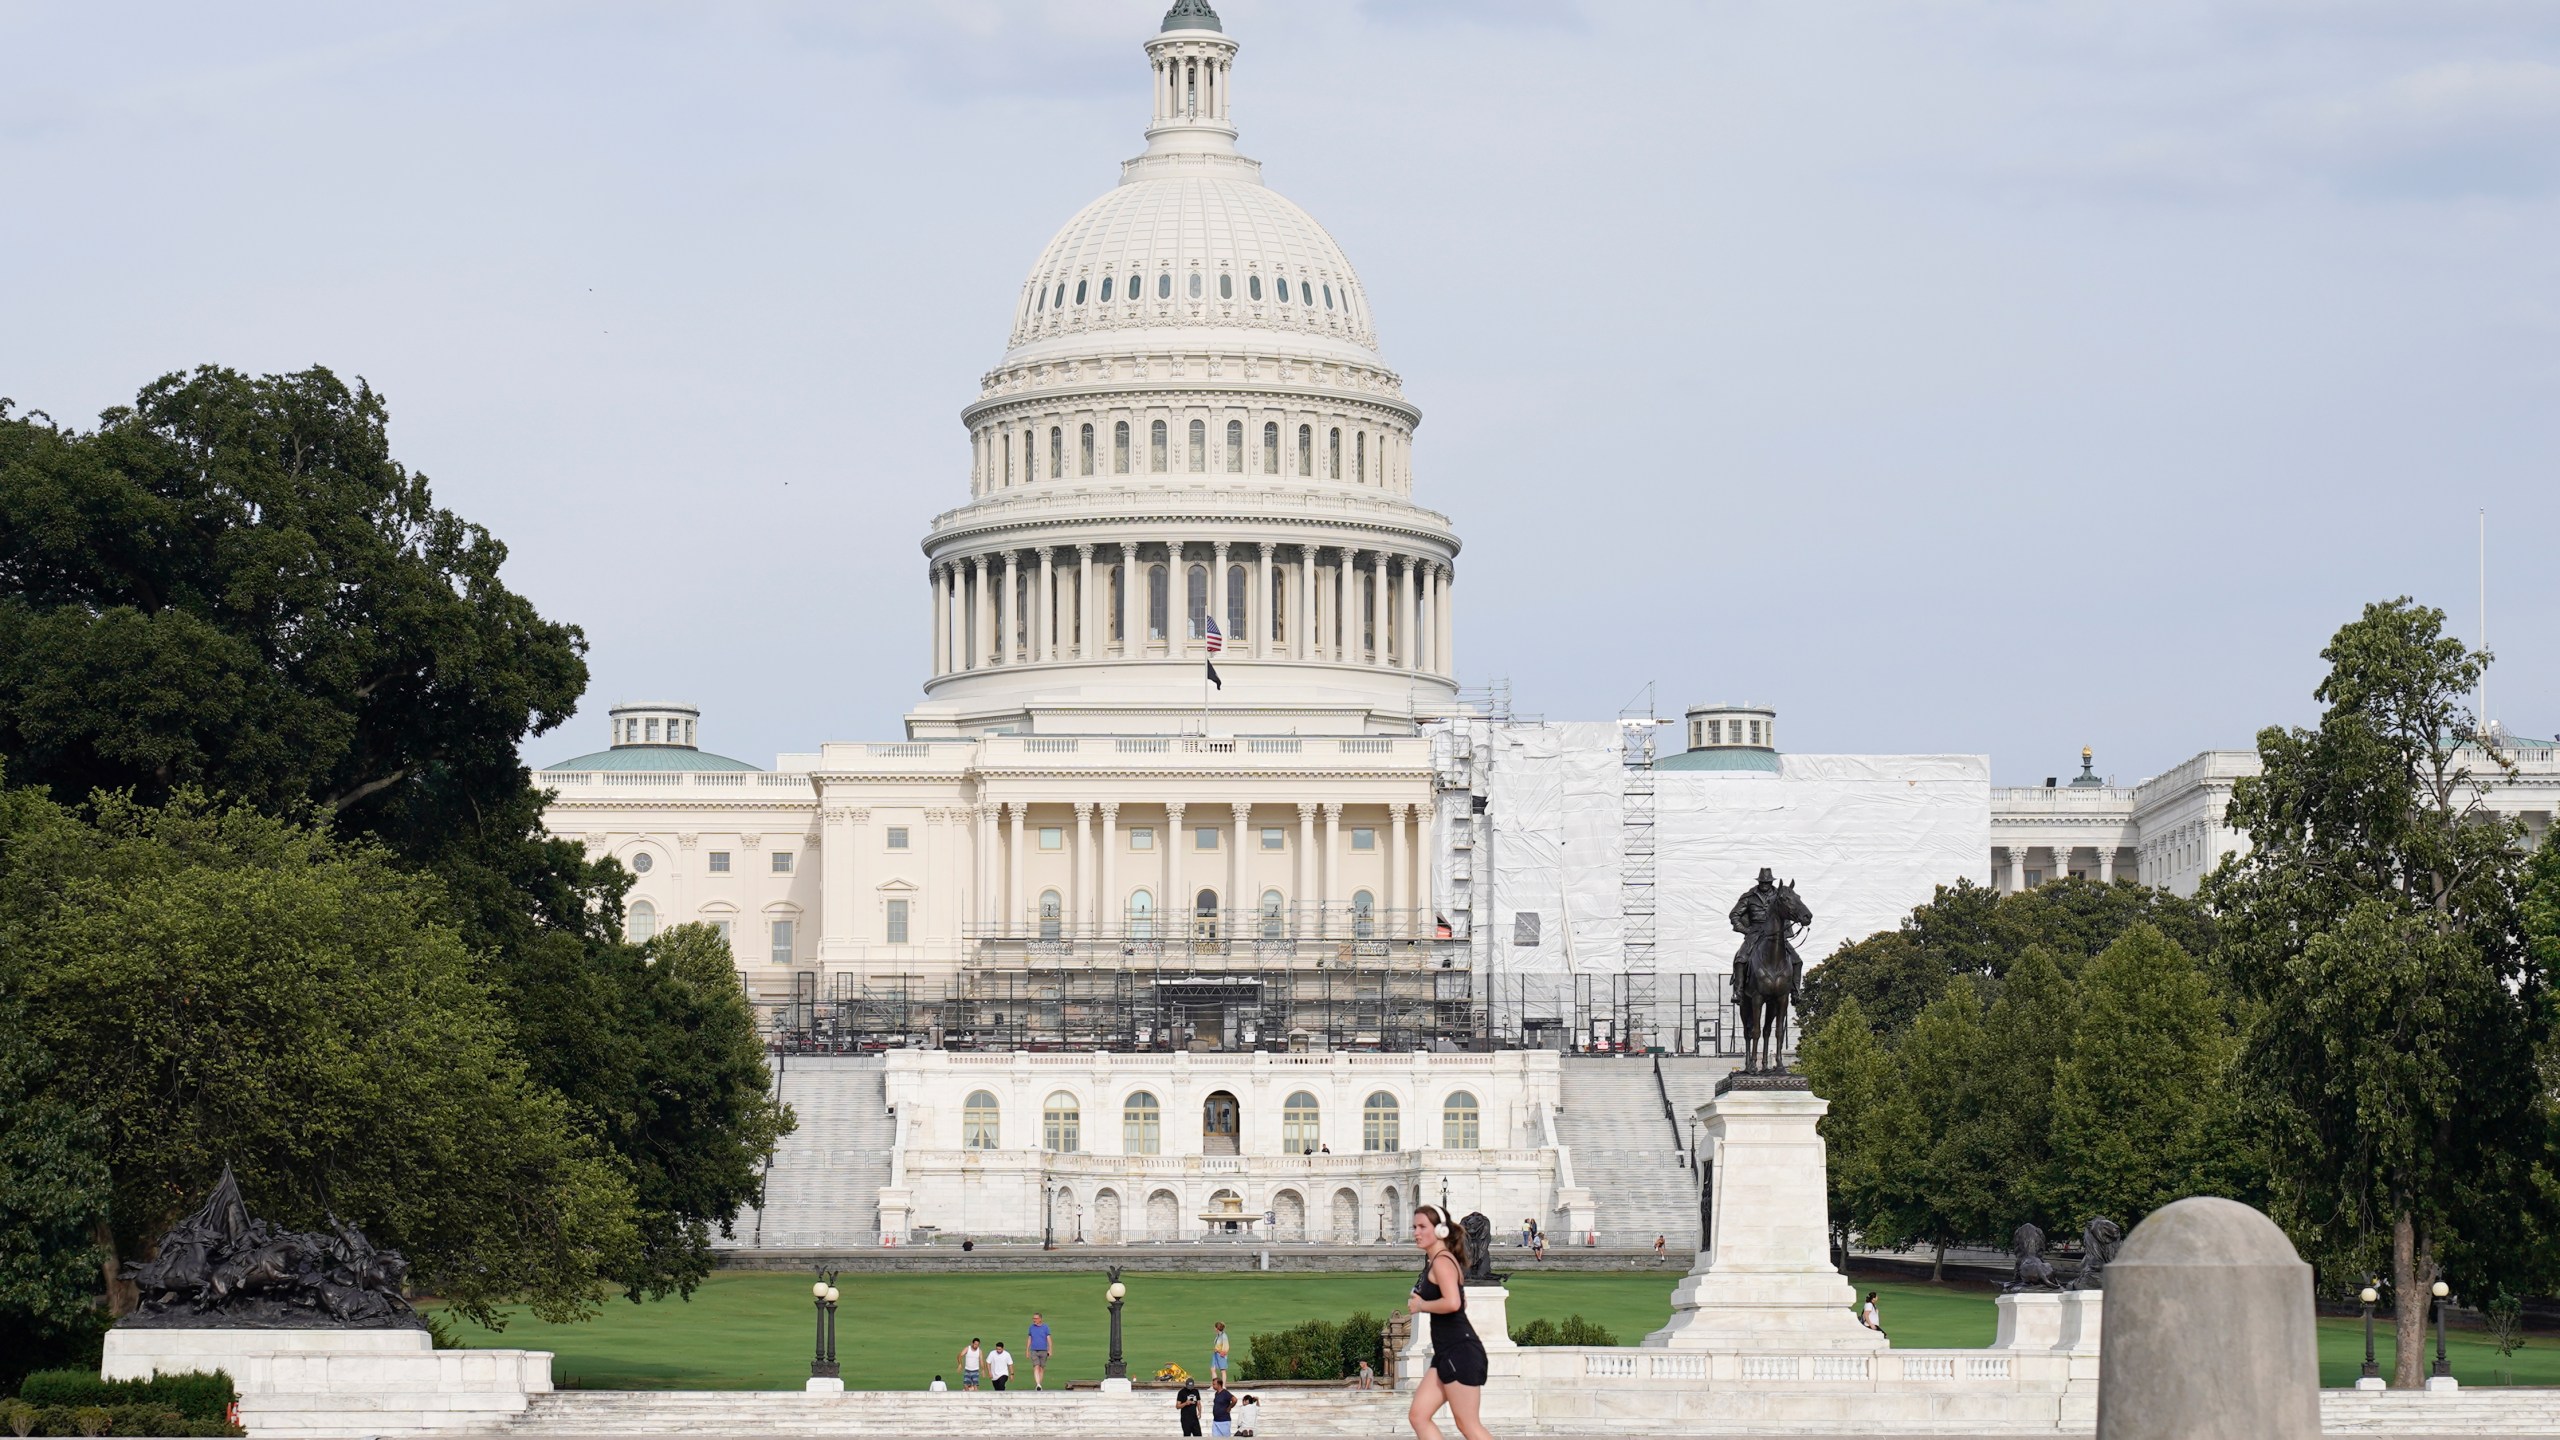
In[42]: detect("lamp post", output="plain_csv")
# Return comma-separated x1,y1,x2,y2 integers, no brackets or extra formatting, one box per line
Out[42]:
2356,1283,2385,1390
2429,1280,2457,1391
1100,1268,1131,1394
807,1271,842,1392
1045,1186,1057,1252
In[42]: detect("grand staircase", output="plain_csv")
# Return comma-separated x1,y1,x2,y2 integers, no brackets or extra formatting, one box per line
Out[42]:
739,1056,894,1250
1552,1056,1731,1251
510,1388,1415,1436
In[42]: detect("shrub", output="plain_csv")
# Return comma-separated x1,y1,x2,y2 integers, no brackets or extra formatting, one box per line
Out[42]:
69,1407,110,1437
1239,1311,1385,1381
1,1400,33,1437
1509,1314,1618,1347
14,1373,233,1423
2487,1290,2528,1359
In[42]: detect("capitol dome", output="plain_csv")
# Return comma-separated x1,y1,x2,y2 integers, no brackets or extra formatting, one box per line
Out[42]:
912,0,1460,739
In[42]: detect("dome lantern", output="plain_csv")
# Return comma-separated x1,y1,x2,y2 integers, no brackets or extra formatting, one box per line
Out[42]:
1135,0,1242,172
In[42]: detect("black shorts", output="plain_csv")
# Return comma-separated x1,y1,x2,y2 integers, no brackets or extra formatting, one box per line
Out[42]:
1430,1339,1489,1388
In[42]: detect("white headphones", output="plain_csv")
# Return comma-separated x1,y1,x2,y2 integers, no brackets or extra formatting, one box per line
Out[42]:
1432,1219,1450,1238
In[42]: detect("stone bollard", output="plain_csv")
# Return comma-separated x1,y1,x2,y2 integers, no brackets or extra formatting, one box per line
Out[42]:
2096,1197,2318,1440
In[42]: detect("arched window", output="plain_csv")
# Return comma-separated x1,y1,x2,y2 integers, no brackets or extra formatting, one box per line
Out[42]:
1188,271,1202,299
1157,271,1172,299
1219,272,1233,299
1035,284,1045,313
1124,1091,1162,1154
1044,1092,1081,1152
1363,1092,1401,1153
1296,425,1313,477
1226,565,1246,638
1127,271,1142,299
1248,274,1264,301
1150,419,1168,472
1148,563,1169,640
1080,423,1096,475
1283,1091,1322,1154
1270,571,1286,642
1300,280,1314,306
1128,888,1155,940
1262,422,1279,473
627,900,656,942
1100,276,1114,303
1188,419,1206,472
1261,889,1286,938
963,1090,1001,1149
1050,426,1063,479
1328,428,1341,478
1355,431,1366,483
1225,420,1243,471
1353,889,1376,938
1275,273,1290,305
1443,1091,1481,1150
1323,283,1335,310
1054,281,1066,308
1114,421,1131,474
1003,433,1013,486
1074,278,1087,304
1039,888,1063,940
1186,564,1208,639
1194,887,1219,940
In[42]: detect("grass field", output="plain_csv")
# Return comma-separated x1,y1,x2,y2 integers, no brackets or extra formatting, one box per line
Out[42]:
434,1269,2556,1392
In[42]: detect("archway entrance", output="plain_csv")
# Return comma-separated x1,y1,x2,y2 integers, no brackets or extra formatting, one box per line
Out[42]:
1202,1090,1240,1156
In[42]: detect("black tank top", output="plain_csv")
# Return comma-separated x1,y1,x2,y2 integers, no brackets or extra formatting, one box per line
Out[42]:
1414,1251,1480,1350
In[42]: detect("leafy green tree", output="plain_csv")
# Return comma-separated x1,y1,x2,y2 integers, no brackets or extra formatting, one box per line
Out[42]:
1968,946,2080,1229
1797,996,1899,1266
1805,877,2211,1038
1876,983,1999,1278
2048,923,2246,1229
0,1002,112,1387
2209,598,2546,1388
0,372,787,1303
0,784,638,1326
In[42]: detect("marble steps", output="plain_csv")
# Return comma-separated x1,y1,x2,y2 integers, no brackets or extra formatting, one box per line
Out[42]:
741,1059,893,1250
509,1388,1412,1436
1554,1060,1703,1250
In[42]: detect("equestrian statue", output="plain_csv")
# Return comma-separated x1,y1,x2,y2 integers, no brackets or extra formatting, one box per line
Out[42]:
1728,867,1811,1074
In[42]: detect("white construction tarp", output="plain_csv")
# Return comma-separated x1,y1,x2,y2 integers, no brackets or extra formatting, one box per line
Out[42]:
1478,722,1989,982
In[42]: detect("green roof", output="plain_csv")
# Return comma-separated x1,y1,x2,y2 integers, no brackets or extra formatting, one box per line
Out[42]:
1655,748,1780,773
540,746,760,773
1162,0,1221,32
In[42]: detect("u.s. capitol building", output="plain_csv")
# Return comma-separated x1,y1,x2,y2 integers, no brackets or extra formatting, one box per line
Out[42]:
537,2,2558,1248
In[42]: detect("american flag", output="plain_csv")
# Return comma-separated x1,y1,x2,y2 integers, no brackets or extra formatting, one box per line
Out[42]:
1202,614,1226,653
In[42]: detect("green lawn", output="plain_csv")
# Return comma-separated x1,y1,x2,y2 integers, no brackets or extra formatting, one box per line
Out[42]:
434,1270,2555,1392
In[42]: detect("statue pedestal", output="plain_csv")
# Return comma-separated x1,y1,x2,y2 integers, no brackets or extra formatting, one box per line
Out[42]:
105,1326,552,1437
1098,1377,1133,1395
804,1376,844,1393
1641,1082,1883,1353
1397,1286,1519,1387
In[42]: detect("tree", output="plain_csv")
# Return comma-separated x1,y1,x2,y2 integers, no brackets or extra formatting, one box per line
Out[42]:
1968,946,2080,1230
2209,598,2546,1388
1797,996,1898,1268
0,783,638,1326
0,372,787,1303
0,1002,111,1388
1805,877,2212,1038
1874,982,2000,1278
2048,924,2247,1229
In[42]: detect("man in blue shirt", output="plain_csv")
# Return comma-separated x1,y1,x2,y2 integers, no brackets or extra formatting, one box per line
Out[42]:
1027,1313,1053,1391
1209,1378,1235,1438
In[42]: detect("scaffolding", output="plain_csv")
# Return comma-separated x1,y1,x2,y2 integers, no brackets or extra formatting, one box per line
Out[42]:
1618,688,1660,1051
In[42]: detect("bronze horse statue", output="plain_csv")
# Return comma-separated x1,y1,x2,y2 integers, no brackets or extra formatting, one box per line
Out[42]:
1730,870,1810,1073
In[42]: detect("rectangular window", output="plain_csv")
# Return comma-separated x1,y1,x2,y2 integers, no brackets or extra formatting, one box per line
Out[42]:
1261,827,1286,851
1196,827,1219,851
710,919,733,948
771,851,794,874
886,827,910,850
1351,828,1376,851
1040,826,1064,851
1130,827,1155,851
886,899,910,944
708,851,731,873
769,918,794,965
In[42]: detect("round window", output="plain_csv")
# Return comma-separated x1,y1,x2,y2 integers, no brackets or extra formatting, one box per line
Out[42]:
631,852,653,874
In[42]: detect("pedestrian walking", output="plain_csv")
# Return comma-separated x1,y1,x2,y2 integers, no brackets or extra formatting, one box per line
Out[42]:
1175,1376,1203,1436
987,1342,1014,1390
1238,1392,1260,1437
958,1338,983,1391
1860,1292,1885,1338
1027,1312,1053,1391
1211,1321,1230,1379
1654,1234,1666,1263
1210,1378,1236,1438
1406,1204,1497,1440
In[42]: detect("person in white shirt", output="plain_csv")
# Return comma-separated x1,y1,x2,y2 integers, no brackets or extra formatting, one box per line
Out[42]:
987,1343,1015,1390
959,1339,984,1391
1860,1293,1885,1337
929,1376,948,1393
1237,1393,1260,1437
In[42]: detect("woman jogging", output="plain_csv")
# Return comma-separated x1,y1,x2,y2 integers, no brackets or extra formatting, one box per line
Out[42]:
1405,1205,1496,1440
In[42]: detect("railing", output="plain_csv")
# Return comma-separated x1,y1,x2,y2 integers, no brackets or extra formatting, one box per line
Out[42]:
1528,1348,2029,1388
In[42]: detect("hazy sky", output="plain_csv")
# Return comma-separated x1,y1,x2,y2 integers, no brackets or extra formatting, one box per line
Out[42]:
5,0,2554,785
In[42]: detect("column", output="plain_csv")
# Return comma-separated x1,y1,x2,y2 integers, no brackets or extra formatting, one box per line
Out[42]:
2006,846,2025,893
1115,542,1134,659
973,555,994,668
1296,547,1313,661
950,563,968,673
820,802,864,962
1412,799,1434,931
1389,803,1409,935
1166,802,1187,933
1167,539,1187,661
1368,552,1386,664
1321,802,1343,937
1100,803,1121,936
1338,551,1357,663
2050,845,2074,883
1038,547,1056,661
1000,551,1020,664
1072,802,1094,936
1230,802,1251,927
1437,565,1454,677
2098,848,2117,885
1077,544,1096,661
930,565,947,676
1257,543,1274,660
1212,539,1232,651
976,803,997,927
1403,556,1422,671
1007,801,1027,932
1296,802,1317,935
